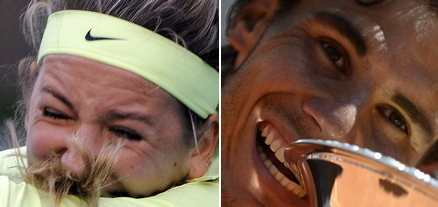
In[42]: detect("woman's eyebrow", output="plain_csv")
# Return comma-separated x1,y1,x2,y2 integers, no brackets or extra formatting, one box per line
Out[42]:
311,11,368,57
392,92,433,139
42,87,74,110
105,110,153,126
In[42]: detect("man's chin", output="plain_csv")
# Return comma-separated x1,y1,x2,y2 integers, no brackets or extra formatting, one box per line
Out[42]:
222,171,310,207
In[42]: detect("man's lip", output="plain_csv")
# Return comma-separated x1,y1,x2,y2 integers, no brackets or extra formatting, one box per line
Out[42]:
251,144,309,206
258,108,306,145
257,120,302,146
223,98,310,206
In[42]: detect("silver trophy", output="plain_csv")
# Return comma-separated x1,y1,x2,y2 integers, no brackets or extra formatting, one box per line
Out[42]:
284,139,438,207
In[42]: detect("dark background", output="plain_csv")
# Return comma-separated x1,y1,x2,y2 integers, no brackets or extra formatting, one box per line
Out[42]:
0,0,32,149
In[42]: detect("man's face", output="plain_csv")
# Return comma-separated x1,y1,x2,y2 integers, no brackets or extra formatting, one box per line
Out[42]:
222,0,438,206
26,55,193,197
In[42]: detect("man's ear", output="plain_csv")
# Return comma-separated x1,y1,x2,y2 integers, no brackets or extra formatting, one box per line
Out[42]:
227,0,279,69
187,113,219,179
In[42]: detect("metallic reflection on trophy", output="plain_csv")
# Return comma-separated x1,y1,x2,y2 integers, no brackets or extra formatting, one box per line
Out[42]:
284,139,438,207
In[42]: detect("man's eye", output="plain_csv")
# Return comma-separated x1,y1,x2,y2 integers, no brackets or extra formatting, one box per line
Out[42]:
110,127,142,141
43,108,69,120
378,106,408,133
322,42,345,70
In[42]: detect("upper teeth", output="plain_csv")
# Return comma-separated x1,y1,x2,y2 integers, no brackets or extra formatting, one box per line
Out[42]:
258,123,307,198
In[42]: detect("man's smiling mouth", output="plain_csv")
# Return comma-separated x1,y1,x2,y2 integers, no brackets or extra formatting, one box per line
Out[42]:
256,122,307,198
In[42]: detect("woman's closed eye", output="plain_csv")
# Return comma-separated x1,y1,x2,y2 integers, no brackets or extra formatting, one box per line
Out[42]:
378,105,408,134
109,126,142,141
43,107,70,120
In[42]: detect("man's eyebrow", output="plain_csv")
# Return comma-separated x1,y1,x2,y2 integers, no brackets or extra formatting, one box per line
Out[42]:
312,11,368,57
392,92,432,138
423,0,438,15
42,87,74,110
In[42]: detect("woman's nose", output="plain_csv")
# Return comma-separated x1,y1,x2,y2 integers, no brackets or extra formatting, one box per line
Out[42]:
60,125,102,178
303,97,359,140
60,136,87,177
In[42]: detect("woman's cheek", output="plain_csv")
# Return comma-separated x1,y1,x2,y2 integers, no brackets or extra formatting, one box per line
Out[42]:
27,123,65,158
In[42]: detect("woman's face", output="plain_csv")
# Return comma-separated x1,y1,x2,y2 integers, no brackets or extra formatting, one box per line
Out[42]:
25,54,193,197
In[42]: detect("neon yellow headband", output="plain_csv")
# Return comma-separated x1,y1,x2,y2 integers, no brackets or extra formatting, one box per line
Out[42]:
38,10,218,119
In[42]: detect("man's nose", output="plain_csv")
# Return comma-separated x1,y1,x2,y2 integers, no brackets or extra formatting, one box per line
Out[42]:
59,124,102,178
303,97,359,140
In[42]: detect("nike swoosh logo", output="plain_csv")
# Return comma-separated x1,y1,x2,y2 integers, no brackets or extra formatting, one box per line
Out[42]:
85,29,122,41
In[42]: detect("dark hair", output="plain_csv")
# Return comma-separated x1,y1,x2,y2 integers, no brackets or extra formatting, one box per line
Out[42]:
221,0,296,80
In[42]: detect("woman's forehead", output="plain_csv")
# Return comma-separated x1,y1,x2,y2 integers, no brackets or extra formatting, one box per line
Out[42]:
39,55,173,99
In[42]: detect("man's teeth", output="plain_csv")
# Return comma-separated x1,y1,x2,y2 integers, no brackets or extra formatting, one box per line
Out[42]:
275,147,285,163
264,129,285,162
257,146,306,197
257,124,306,198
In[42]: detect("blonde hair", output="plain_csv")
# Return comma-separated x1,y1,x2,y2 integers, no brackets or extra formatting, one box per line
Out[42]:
4,120,124,207
25,138,125,207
